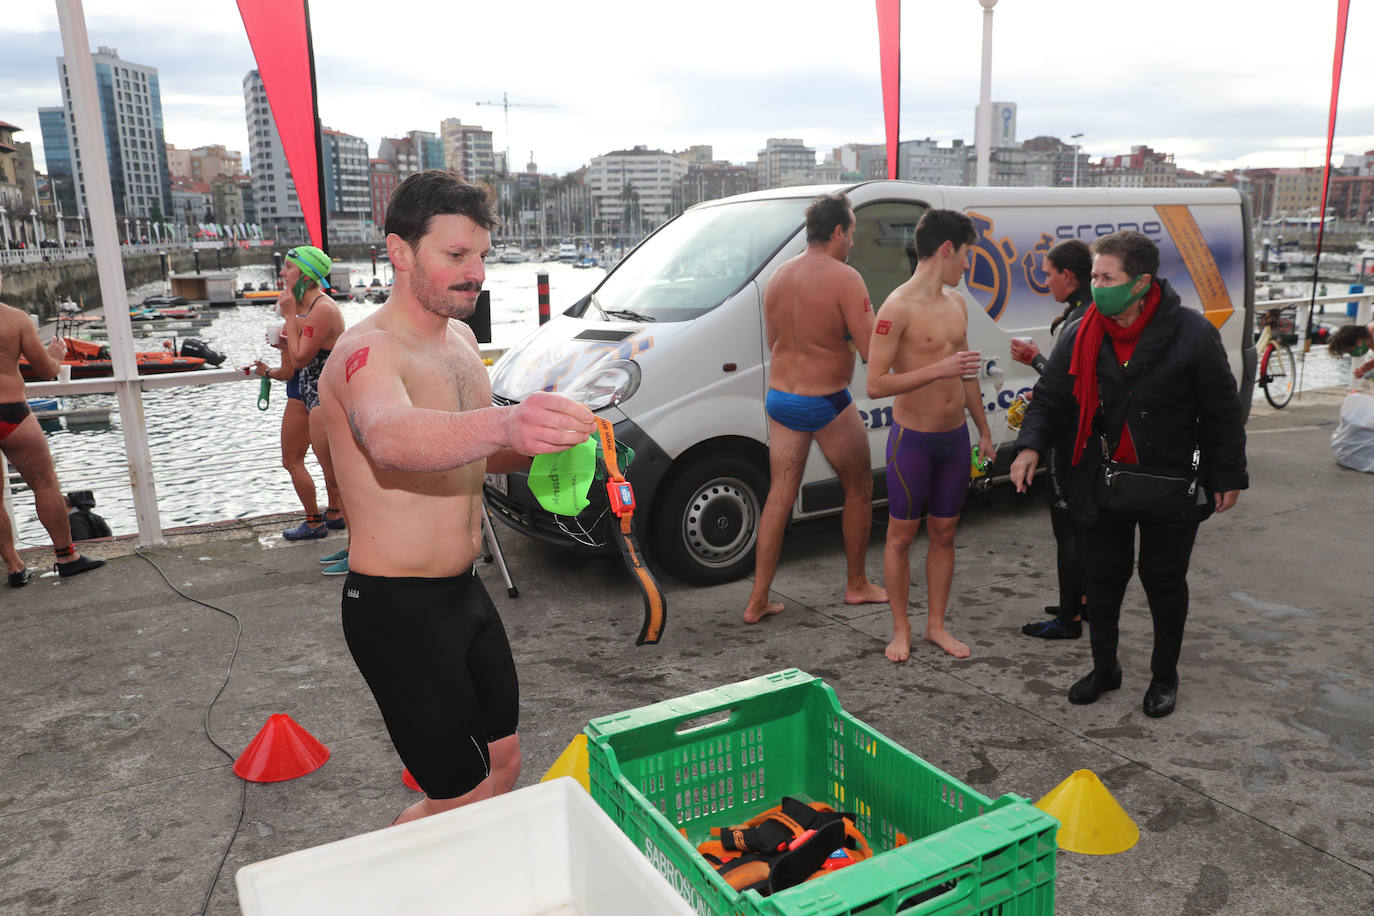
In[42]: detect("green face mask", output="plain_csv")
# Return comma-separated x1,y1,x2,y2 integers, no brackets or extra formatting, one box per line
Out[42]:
292,276,312,304
527,435,597,516
1351,343,1370,358
1092,276,1146,317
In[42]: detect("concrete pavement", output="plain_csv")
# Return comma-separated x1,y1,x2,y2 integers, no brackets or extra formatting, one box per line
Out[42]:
1,390,1370,914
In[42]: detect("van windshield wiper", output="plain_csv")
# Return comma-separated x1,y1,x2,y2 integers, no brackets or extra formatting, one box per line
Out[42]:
602,308,657,322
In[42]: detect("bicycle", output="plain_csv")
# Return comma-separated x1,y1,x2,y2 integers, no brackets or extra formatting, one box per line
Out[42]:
1255,307,1297,409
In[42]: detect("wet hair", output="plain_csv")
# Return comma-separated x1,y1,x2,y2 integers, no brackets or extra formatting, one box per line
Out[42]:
385,169,499,252
1090,230,1159,279
1048,239,1093,334
1328,324,1372,357
914,209,976,260
805,192,853,243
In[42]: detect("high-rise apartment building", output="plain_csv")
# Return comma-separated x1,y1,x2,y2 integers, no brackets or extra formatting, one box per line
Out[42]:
43,47,172,220
370,158,399,228
243,70,304,233
377,137,419,177
756,138,816,190
408,130,444,171
680,162,753,209
440,119,496,180
587,145,688,232
321,128,371,225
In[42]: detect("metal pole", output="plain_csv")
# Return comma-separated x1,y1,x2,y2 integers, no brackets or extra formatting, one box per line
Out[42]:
1071,133,1083,188
975,0,998,187
54,0,163,546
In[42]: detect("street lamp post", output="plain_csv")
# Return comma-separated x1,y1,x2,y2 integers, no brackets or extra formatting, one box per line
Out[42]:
0,205,9,247
975,0,999,187
30,209,39,246
1071,133,1084,187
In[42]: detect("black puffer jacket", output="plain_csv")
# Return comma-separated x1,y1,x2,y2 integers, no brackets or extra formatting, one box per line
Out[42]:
1015,278,1248,520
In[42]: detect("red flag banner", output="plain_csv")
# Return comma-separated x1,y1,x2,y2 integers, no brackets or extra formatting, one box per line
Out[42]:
876,0,900,180
1315,0,1349,256
237,0,323,248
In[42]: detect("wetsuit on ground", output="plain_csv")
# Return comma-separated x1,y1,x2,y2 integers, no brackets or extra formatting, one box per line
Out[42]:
764,388,852,432
341,569,519,800
884,422,970,520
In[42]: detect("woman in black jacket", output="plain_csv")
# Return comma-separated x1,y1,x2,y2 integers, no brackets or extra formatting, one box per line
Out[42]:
1009,230,1247,718
1010,239,1092,639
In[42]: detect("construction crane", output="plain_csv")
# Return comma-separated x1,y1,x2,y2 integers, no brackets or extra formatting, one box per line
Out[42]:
475,92,556,171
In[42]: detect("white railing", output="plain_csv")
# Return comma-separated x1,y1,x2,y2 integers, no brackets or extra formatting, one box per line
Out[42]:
0,240,229,266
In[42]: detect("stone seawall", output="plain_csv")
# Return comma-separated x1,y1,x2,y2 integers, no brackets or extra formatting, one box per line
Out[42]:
2,243,376,322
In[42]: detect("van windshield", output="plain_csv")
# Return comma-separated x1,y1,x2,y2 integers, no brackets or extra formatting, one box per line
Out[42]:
591,198,806,322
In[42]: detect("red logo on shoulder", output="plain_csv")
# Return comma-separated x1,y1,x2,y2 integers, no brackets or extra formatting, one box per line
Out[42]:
345,346,369,382
876,320,892,335
863,297,872,312
303,325,314,338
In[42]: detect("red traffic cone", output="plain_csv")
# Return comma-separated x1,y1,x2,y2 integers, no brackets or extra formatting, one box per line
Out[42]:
402,767,422,792
233,714,330,783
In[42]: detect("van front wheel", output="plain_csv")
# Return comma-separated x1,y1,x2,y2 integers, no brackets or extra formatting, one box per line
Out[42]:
651,455,767,586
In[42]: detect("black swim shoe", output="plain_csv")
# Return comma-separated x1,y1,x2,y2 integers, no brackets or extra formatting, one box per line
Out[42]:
8,567,34,588
56,555,106,578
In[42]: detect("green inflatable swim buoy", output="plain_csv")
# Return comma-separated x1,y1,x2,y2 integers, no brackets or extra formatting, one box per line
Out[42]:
527,435,597,516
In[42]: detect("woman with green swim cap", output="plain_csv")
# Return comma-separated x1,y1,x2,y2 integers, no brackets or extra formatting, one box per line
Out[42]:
257,245,350,558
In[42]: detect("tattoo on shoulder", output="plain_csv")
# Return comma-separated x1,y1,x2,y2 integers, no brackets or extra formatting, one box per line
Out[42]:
347,407,367,447
345,346,369,382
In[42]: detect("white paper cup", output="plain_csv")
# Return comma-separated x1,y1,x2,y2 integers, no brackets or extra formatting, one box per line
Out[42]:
58,364,72,382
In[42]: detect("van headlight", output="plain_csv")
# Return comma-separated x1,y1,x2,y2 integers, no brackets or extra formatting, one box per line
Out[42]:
563,359,641,410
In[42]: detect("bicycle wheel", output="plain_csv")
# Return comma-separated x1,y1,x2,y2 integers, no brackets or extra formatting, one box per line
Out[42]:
1261,343,1296,408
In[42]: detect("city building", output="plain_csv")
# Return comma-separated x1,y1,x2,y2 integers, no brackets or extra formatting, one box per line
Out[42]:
898,139,969,185
211,177,245,226
43,47,173,222
232,173,256,225
1331,173,1374,224
587,145,688,235
1268,167,1327,221
37,106,76,214
169,176,213,230
1093,145,1178,188
674,145,715,165
370,157,399,228
834,143,887,180
440,118,496,180
321,127,372,240
377,137,419,177
680,162,753,208
0,121,30,212
756,138,816,189
185,145,242,182
165,144,193,180
407,129,444,171
242,70,304,236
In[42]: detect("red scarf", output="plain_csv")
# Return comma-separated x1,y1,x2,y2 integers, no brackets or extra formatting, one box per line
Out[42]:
1068,282,1162,465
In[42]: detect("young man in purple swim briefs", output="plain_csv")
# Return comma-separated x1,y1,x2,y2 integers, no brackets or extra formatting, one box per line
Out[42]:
742,192,887,624
867,209,991,660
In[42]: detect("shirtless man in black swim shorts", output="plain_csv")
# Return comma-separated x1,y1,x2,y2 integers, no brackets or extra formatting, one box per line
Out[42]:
317,170,595,826
0,271,105,585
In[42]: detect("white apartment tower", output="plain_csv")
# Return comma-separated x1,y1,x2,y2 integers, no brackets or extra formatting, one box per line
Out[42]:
587,145,688,232
242,70,304,233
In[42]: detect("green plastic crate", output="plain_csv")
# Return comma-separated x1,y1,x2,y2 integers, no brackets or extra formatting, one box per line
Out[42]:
586,669,1058,916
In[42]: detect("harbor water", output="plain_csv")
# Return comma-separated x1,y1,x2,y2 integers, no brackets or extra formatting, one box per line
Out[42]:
10,261,1361,547
10,260,606,547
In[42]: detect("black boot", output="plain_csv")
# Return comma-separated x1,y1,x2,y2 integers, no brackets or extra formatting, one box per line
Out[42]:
1068,661,1122,705
1143,672,1179,718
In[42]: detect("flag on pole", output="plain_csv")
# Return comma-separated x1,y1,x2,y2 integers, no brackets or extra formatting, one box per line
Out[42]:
876,0,900,180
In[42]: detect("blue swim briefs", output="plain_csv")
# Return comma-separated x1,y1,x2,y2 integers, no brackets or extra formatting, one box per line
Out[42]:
764,388,853,432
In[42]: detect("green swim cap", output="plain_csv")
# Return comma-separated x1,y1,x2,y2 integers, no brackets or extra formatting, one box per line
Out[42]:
528,435,596,516
285,245,332,290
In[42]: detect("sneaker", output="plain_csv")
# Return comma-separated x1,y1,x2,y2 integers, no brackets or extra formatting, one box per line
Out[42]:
7,567,34,588
283,520,328,541
319,547,350,564
324,510,346,531
321,556,350,576
56,555,106,578
1022,618,1082,639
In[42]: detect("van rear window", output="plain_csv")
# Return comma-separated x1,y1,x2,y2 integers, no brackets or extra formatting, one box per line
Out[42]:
590,198,805,322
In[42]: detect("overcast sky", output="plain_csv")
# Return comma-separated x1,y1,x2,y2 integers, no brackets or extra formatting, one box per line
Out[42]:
4,0,1372,178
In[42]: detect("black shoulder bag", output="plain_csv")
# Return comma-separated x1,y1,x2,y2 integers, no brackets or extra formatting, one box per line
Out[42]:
1097,433,1201,524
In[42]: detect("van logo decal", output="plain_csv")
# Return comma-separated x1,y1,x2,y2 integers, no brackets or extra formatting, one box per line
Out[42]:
966,211,1017,321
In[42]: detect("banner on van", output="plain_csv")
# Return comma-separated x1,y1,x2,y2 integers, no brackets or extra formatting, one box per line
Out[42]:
963,205,1241,334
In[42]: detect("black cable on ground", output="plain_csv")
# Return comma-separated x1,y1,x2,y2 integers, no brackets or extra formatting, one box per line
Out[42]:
134,545,248,915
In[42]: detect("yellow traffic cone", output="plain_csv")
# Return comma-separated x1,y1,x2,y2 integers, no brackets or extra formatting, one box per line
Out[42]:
540,733,590,792
1034,769,1139,855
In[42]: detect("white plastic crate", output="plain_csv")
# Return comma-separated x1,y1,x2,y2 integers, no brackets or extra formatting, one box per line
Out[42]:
236,777,694,915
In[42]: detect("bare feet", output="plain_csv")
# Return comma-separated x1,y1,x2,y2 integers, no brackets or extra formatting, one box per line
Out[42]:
885,627,911,662
924,625,970,659
743,601,784,624
844,582,888,605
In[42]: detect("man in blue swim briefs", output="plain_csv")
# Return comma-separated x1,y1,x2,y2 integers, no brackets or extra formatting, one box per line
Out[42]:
743,192,887,624
867,209,992,661
318,171,595,826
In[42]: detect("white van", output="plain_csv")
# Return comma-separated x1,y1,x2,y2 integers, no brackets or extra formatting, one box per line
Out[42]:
486,181,1255,585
